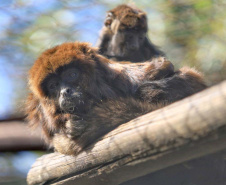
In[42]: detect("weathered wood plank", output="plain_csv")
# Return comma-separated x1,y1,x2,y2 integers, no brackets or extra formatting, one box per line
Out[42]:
27,80,226,185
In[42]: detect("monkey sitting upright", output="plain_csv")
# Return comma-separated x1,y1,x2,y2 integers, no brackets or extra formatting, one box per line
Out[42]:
26,42,206,155
96,4,164,62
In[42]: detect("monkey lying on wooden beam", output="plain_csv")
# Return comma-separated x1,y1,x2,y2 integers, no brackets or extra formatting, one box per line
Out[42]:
26,42,206,155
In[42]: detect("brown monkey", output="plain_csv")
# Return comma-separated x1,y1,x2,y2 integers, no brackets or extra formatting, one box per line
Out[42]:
96,4,164,62
26,42,175,155
26,42,206,155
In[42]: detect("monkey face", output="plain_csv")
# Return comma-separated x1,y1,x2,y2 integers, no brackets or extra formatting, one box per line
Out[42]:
41,63,94,115
109,29,146,61
124,30,146,52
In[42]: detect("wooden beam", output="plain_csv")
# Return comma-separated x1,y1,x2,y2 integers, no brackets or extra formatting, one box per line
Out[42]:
0,121,45,151
27,80,226,185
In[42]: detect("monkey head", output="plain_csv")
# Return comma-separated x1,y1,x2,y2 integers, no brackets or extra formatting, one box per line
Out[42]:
105,4,147,32
40,63,88,114
105,5,147,55
96,4,164,62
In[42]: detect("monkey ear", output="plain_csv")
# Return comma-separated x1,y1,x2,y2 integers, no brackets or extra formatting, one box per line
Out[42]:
138,13,148,31
104,11,114,27
138,13,147,21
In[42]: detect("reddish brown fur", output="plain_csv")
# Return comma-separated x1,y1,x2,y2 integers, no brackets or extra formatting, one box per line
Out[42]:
26,42,174,147
26,42,207,154
29,42,98,98
106,4,147,31
107,4,141,19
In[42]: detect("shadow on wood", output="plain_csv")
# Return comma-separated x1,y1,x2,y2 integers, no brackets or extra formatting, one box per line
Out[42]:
27,80,226,185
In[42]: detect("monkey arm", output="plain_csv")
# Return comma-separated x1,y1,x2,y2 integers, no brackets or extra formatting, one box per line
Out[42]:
96,27,112,54
52,98,165,155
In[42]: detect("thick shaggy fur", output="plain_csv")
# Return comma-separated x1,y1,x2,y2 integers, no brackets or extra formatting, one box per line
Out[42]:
53,98,164,155
26,42,175,154
96,4,164,62
105,4,148,32
26,42,207,155
136,67,207,103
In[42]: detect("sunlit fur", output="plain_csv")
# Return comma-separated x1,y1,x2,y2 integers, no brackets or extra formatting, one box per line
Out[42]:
26,42,206,155
26,42,174,153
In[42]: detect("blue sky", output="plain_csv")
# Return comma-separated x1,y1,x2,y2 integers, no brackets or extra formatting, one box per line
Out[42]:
0,61,13,118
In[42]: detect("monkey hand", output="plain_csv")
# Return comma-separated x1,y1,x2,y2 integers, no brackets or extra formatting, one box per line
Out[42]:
52,133,82,155
65,119,87,139
146,57,174,80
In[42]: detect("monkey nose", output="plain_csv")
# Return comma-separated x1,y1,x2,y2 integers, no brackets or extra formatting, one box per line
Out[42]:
61,88,72,97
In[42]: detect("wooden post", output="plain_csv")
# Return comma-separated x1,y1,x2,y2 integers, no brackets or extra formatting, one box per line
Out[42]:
27,81,226,185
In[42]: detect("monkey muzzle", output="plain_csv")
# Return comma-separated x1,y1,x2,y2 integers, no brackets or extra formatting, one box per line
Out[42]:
59,88,84,113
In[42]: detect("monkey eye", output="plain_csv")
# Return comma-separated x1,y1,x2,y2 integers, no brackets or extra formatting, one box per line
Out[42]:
68,72,78,79
48,81,58,90
70,72,77,78
64,71,79,82
62,68,79,82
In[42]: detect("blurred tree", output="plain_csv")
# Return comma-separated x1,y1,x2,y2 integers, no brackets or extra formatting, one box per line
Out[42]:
161,0,226,83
